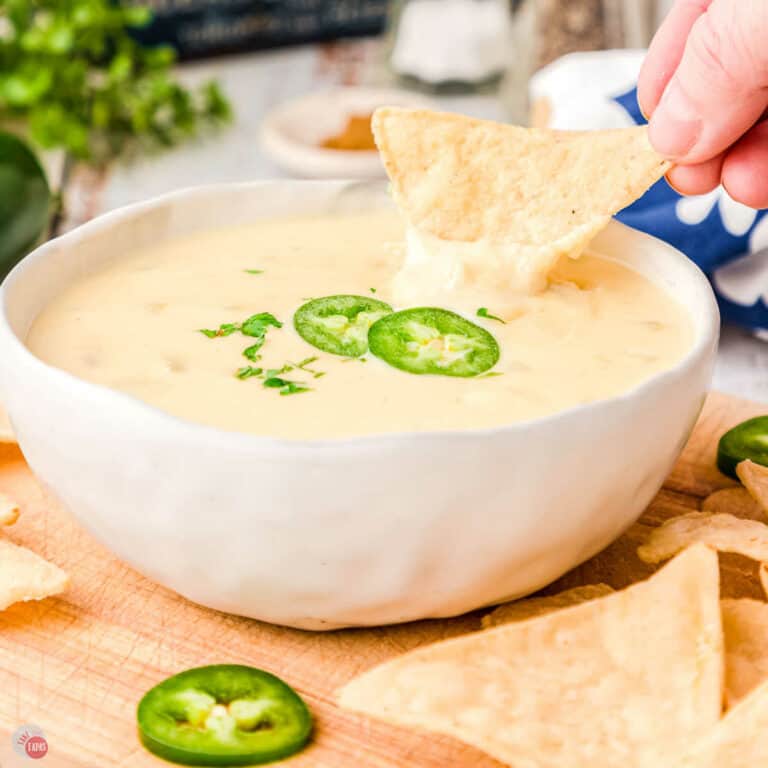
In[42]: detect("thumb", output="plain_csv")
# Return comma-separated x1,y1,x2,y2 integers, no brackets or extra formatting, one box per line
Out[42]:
648,0,768,163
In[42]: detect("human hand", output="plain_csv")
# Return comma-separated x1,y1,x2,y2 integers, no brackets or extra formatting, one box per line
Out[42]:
638,0,768,208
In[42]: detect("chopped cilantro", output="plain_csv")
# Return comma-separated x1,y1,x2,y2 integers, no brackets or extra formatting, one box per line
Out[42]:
243,344,262,362
369,287,377,294
265,364,293,378
241,312,282,337
476,308,506,324
201,312,282,352
292,356,325,378
244,269,264,275
236,366,263,379
263,377,310,396
199,322,240,338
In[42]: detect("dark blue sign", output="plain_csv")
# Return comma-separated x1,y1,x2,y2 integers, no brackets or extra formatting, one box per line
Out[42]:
131,0,389,59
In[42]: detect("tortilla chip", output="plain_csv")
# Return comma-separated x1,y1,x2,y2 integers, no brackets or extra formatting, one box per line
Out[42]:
0,537,68,610
684,678,768,767
481,584,614,629
736,460,768,517
722,598,768,707
0,405,14,443
373,108,668,270
638,512,768,564
760,563,768,600
702,487,765,522
339,546,722,768
0,494,19,526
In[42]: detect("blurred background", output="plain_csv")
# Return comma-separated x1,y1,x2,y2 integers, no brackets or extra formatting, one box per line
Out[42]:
1,0,765,400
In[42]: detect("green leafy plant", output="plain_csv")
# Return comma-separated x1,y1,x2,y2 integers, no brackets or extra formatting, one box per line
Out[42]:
0,131,50,278
0,0,232,166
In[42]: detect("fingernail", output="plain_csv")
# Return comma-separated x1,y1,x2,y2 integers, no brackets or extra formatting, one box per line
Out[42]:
648,79,702,157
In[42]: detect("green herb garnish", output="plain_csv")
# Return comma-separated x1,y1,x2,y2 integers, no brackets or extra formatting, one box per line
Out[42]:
236,366,263,379
369,287,377,294
241,313,282,337
243,345,262,362
244,269,264,275
263,377,310,396
199,323,240,338
291,356,325,378
479,371,504,378
200,313,282,347
476,308,506,324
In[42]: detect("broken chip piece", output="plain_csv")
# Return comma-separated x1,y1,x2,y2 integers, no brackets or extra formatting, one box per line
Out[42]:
638,512,768,565
736,460,768,517
0,537,68,610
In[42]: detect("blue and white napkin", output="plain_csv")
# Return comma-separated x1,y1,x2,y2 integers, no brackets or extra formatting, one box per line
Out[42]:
530,50,768,338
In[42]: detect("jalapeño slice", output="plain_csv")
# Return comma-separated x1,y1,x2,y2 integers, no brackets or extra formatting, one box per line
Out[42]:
293,295,392,357
368,307,500,377
717,416,768,479
137,665,312,766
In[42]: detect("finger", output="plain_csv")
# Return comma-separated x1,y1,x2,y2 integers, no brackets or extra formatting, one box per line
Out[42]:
665,154,724,196
638,0,713,119
722,120,768,209
648,0,768,162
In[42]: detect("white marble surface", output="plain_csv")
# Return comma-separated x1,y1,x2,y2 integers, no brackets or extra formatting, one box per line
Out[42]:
73,43,768,404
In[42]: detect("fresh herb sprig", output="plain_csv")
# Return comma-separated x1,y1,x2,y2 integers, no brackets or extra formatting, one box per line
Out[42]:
0,0,231,165
236,366,263,380
263,377,310,396
476,308,506,324
200,313,282,359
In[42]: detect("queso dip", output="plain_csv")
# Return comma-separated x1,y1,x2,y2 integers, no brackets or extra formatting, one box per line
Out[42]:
26,210,692,439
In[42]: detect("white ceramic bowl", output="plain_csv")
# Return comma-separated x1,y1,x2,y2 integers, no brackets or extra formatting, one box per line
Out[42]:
0,182,719,630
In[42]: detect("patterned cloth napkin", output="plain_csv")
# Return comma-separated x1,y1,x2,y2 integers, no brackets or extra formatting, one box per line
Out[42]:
529,50,768,338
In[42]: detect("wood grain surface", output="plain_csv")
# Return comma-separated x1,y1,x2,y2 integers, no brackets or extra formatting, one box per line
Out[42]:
0,391,766,767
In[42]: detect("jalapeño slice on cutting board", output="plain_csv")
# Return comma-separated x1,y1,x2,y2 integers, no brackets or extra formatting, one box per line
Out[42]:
293,295,392,357
717,416,768,479
368,307,500,377
137,665,312,766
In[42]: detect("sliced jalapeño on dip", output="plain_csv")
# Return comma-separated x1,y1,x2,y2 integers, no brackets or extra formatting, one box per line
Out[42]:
717,416,768,479
369,307,500,377
137,665,312,766
293,295,392,357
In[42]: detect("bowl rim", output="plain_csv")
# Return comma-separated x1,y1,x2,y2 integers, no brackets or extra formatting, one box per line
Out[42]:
0,180,720,453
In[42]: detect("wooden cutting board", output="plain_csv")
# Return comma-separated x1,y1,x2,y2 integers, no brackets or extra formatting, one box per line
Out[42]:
0,390,765,768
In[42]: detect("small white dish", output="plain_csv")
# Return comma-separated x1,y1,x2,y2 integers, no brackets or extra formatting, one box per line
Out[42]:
260,87,436,179
0,182,719,630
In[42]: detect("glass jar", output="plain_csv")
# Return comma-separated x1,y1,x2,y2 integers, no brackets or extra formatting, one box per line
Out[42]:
386,0,520,94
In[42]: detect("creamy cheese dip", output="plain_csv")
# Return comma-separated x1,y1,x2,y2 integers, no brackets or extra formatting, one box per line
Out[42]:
26,210,692,439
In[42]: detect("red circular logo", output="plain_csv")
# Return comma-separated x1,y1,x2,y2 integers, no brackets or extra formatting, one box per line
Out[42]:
25,735,48,759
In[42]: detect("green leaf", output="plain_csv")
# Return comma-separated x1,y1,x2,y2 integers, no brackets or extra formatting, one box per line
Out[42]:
263,377,310,396
0,0,231,165
199,323,239,338
242,345,262,362
241,312,282,338
243,269,264,275
476,307,506,324
0,132,50,279
0,68,53,107
236,366,263,380
122,5,153,28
